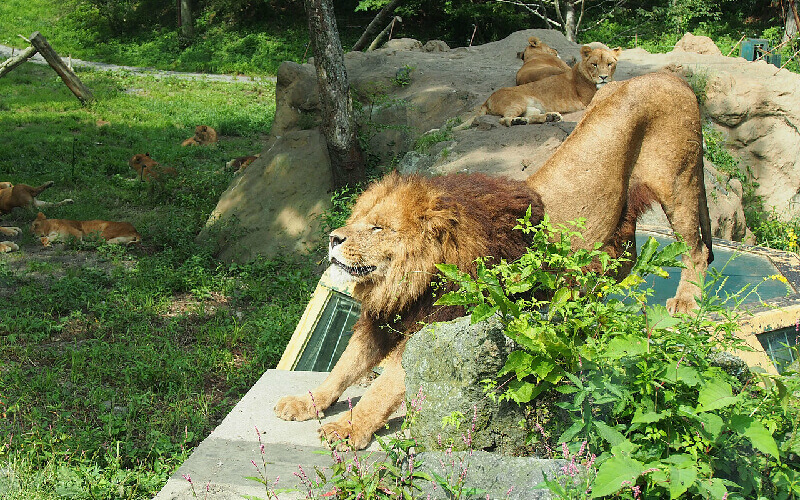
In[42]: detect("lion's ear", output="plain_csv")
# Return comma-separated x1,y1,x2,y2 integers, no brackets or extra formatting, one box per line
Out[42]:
580,45,592,58
528,36,540,47
421,204,458,243
36,212,46,220
612,47,623,57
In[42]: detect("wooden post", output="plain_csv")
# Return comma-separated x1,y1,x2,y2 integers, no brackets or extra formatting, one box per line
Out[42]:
0,45,37,78
28,31,94,104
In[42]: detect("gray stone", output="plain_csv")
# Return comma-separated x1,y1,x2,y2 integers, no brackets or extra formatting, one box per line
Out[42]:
402,316,530,455
415,451,566,500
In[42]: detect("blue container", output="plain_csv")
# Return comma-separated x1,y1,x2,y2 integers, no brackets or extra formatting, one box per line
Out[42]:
741,38,781,67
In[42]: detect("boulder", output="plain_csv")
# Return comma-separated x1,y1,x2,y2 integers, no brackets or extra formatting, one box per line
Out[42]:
673,32,723,56
198,130,332,262
402,316,531,456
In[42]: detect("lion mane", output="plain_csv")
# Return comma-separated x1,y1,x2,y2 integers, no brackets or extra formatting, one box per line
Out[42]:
276,72,713,451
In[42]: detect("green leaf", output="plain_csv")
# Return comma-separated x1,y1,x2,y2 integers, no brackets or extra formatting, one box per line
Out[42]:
435,263,461,280
435,291,471,306
499,351,533,379
697,377,738,412
548,287,571,318
558,420,586,444
696,412,724,440
604,334,648,359
591,455,645,498
632,408,671,424
593,421,627,447
729,414,780,458
470,303,497,324
696,477,728,499
662,365,700,387
646,304,682,331
669,464,698,499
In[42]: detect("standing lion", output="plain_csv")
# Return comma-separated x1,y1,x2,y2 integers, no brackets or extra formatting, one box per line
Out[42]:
275,72,713,451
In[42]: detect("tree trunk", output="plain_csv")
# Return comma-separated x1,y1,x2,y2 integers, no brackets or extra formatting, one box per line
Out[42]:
304,0,366,189
561,0,578,43
180,0,194,39
785,0,799,43
351,0,403,51
0,45,37,78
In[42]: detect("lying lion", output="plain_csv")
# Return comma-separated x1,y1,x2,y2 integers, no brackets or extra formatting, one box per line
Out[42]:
225,154,260,174
31,212,142,247
275,72,713,451
1,181,73,215
516,36,570,85
459,45,621,127
181,125,218,147
129,153,178,182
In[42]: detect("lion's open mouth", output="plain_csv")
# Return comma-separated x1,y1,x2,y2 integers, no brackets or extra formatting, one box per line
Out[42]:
331,258,377,277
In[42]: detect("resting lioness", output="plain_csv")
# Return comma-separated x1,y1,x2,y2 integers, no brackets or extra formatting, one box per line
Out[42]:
129,153,178,182
31,212,142,247
181,125,218,147
515,36,570,85
0,181,73,214
458,45,622,127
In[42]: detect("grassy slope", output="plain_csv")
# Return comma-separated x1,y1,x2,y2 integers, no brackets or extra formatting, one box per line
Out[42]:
0,63,321,498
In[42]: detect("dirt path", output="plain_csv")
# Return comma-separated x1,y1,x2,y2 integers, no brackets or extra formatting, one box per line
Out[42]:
0,43,277,83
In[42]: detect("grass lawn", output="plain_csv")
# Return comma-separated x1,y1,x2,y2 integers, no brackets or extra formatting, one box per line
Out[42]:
0,62,322,498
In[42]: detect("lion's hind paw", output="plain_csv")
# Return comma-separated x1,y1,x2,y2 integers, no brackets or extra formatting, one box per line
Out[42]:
0,241,19,253
666,295,698,315
0,226,21,237
509,117,530,126
274,394,323,422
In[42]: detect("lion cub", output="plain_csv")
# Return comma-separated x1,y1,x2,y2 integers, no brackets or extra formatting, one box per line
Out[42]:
181,125,218,146
129,153,177,182
31,212,142,247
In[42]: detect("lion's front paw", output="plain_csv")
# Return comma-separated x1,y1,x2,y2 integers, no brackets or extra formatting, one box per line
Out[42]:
0,226,21,237
274,394,323,422
509,117,530,126
318,421,372,451
666,295,698,315
0,241,19,253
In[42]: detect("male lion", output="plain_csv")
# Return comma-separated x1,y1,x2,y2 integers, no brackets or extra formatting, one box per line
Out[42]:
181,125,218,147
516,36,570,85
459,45,622,127
275,72,713,450
31,212,142,246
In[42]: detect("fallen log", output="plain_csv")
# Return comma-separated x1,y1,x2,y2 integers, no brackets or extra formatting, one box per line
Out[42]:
0,45,37,78
29,31,94,103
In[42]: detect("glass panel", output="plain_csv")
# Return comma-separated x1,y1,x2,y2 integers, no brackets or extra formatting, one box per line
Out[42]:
636,234,791,307
294,290,361,371
757,327,799,374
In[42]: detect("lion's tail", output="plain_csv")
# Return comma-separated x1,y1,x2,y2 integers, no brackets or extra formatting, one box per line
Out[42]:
452,102,489,131
697,159,714,265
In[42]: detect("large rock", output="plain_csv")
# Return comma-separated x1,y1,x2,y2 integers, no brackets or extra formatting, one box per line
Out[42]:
208,28,800,261
198,130,332,262
402,316,531,456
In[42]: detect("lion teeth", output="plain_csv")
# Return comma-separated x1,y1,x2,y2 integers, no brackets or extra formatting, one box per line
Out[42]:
331,258,376,277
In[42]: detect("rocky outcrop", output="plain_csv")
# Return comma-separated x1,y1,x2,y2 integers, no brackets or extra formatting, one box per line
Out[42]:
402,316,530,456
202,28,800,261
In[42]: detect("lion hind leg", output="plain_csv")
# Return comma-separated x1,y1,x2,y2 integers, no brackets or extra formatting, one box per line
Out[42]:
34,198,74,209
319,347,407,451
663,203,710,315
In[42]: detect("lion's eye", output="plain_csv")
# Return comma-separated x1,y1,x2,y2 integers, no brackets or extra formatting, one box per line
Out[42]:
372,226,383,232
592,63,598,68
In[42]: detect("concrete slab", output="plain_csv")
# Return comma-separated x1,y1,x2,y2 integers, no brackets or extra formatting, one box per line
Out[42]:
154,370,403,500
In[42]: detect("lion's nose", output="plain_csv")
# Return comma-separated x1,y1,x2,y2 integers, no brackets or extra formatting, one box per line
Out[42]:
330,234,345,248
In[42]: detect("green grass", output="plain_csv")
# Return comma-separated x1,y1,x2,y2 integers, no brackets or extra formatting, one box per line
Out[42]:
0,63,321,498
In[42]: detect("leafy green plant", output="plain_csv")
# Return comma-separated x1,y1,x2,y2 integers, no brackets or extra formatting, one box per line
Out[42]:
393,65,415,87
436,211,800,498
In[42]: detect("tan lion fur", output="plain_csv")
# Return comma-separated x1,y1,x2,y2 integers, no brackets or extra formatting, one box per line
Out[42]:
275,72,713,451
515,36,570,85
129,153,178,182
458,45,622,128
31,212,142,246
0,181,73,215
181,125,218,147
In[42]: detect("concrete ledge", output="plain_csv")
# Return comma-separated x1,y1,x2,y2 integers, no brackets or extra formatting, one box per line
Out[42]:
155,370,402,499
